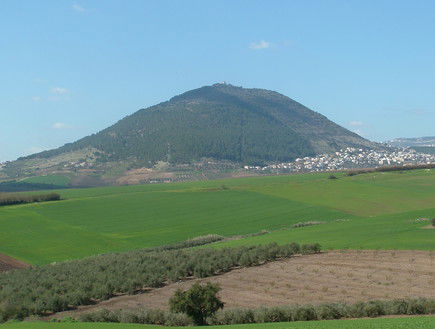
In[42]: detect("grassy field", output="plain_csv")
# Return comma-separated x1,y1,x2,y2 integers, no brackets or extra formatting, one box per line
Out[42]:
21,175,71,187
2,317,434,329
0,170,434,264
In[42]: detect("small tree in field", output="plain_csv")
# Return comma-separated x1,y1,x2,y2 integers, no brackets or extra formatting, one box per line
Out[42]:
169,282,224,325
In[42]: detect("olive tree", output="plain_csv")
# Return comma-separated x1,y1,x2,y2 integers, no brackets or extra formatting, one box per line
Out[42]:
169,282,224,325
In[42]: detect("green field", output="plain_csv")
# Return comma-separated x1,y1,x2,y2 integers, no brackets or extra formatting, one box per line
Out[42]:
1,170,434,264
21,175,71,187
2,317,434,329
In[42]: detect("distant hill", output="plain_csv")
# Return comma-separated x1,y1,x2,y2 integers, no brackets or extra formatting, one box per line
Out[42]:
387,136,435,148
387,136,435,155
20,83,378,165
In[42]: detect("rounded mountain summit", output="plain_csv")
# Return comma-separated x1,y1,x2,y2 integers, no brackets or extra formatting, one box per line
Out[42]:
27,83,378,165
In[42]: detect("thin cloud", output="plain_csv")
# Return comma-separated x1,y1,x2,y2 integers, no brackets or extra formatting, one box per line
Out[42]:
51,87,69,95
32,96,42,102
250,40,271,50
52,122,69,129
349,121,364,127
27,146,46,154
72,3,86,12
351,129,364,136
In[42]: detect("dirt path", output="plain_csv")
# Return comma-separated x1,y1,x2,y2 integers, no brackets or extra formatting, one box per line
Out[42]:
0,253,30,272
52,250,435,319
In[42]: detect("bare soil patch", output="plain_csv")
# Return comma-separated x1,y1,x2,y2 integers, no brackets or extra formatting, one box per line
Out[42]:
116,168,175,185
0,253,30,272
52,250,435,318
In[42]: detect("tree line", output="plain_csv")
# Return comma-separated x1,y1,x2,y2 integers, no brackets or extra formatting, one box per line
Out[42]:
70,297,434,326
0,192,60,206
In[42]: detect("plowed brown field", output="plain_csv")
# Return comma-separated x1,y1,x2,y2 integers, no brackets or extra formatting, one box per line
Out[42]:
52,250,435,318
0,253,30,272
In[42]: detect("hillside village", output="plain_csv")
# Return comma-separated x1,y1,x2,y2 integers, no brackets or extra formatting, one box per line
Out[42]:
244,147,435,173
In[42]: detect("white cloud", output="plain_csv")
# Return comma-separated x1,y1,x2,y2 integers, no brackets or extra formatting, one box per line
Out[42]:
72,3,86,12
349,121,364,127
250,40,271,50
51,87,69,95
351,129,364,136
52,122,69,129
32,96,42,102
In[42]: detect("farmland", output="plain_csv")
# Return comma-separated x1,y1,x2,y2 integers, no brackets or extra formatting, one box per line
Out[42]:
1,316,434,329
21,175,71,187
0,169,434,264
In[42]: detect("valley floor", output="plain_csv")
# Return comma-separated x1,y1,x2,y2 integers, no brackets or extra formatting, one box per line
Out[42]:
51,250,435,319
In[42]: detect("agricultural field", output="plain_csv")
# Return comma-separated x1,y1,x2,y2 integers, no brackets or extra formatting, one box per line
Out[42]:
52,250,434,318
0,169,434,264
21,175,71,187
2,316,434,329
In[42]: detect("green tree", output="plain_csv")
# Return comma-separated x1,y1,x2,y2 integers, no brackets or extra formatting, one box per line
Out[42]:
169,282,224,325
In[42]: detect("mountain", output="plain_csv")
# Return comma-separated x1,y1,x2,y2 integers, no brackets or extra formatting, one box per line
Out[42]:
22,83,378,165
387,136,435,155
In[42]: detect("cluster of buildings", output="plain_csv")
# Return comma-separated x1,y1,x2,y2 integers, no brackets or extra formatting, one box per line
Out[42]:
244,147,435,173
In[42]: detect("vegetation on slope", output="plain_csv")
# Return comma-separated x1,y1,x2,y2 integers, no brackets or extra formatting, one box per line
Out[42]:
18,84,377,166
21,175,71,187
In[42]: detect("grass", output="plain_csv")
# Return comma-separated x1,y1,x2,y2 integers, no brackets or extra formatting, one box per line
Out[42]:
21,175,71,187
1,317,434,328
0,169,434,264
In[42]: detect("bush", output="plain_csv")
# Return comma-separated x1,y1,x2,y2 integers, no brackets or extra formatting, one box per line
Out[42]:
169,282,224,325
432,218,435,226
328,175,338,179
292,221,325,228
301,243,321,254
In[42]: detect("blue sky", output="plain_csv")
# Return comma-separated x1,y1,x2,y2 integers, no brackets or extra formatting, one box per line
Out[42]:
1,0,434,162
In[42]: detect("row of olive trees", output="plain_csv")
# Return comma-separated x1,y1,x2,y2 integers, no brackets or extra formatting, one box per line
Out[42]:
74,297,434,326
0,242,320,322
346,163,435,176
0,192,60,206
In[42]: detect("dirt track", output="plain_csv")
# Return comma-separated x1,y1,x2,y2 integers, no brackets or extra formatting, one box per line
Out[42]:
53,250,435,318
0,253,30,272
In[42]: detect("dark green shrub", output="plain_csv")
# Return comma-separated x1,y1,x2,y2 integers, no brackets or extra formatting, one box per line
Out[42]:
293,305,317,321
364,301,386,317
406,298,430,315
169,282,224,325
317,303,346,319
301,243,321,254
163,312,194,326
210,308,255,325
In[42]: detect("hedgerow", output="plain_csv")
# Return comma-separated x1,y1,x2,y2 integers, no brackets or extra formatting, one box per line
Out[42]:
73,298,435,326
0,242,319,322
0,192,60,206
346,163,435,176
